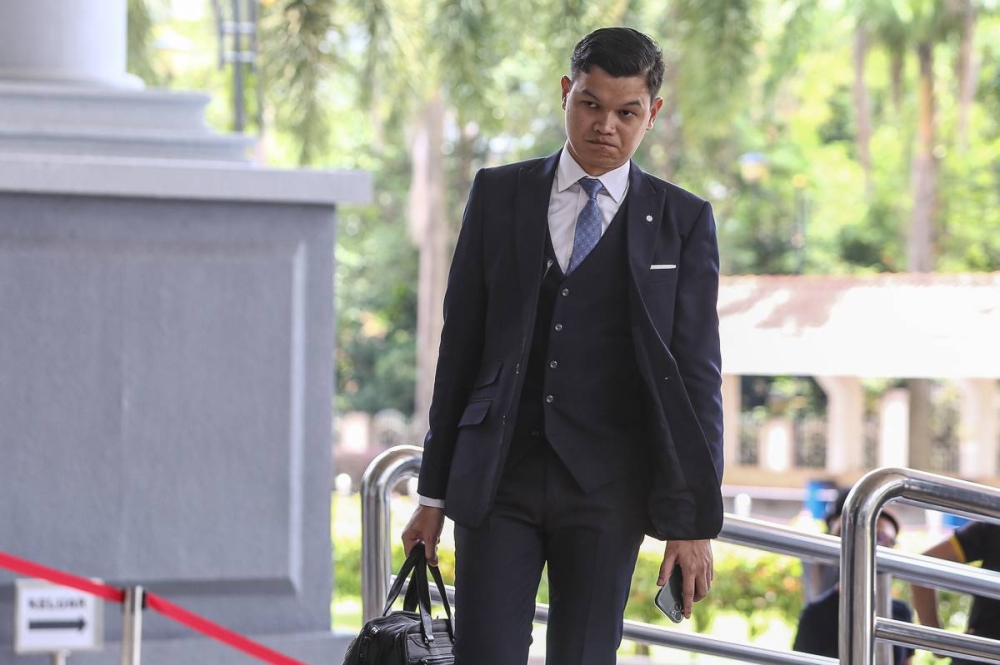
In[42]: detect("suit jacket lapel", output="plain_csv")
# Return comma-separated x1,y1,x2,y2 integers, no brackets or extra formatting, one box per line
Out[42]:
626,162,668,288
515,151,560,305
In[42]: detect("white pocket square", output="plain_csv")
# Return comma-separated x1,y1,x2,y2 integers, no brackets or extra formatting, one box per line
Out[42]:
650,264,676,270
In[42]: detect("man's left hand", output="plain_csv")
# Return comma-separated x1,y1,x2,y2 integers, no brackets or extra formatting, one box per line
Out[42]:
657,539,714,619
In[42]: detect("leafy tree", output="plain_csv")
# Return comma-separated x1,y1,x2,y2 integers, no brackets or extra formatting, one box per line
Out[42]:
130,0,1000,424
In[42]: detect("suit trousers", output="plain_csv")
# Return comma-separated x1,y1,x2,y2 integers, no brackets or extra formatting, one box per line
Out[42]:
452,439,648,665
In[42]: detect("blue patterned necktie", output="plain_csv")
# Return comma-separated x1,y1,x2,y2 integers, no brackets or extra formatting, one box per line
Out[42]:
567,177,604,274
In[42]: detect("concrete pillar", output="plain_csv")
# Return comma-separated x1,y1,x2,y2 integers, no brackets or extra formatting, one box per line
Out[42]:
0,1,250,160
878,388,910,468
956,378,999,479
816,376,864,474
0,4,371,662
0,0,140,88
722,374,742,468
761,417,795,472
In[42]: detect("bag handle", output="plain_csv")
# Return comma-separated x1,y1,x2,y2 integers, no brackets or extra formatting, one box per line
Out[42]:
385,547,455,643
409,553,456,643
426,559,455,641
381,546,424,616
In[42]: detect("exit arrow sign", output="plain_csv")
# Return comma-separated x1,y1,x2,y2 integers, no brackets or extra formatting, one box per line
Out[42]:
29,618,87,631
15,579,103,654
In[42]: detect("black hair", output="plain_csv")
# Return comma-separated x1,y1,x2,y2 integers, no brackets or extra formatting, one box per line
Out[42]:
570,27,665,98
825,488,901,534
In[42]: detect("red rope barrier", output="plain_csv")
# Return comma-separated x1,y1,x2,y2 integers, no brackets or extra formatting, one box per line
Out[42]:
0,551,306,665
145,593,305,665
0,551,125,603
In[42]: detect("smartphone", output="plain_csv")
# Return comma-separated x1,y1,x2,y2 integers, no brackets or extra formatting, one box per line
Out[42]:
654,564,684,623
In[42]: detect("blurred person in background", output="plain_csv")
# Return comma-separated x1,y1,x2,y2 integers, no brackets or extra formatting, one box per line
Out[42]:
911,520,1000,664
793,489,914,665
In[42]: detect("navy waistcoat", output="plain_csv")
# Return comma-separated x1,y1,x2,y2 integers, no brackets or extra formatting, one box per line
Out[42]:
510,200,648,492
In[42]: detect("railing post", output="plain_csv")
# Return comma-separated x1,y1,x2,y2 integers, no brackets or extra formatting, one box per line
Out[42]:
360,445,423,622
841,467,1000,665
120,585,144,665
874,571,892,665
839,470,907,665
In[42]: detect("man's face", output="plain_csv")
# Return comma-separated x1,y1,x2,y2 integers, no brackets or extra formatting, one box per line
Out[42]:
561,65,663,176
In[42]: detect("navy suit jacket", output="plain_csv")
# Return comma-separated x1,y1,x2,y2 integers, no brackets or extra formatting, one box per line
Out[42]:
417,151,724,540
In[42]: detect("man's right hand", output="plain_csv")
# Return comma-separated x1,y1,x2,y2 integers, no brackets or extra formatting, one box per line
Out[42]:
401,504,446,565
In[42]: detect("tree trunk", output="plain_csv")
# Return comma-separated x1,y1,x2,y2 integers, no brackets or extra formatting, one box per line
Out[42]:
890,50,905,116
908,378,935,470
658,3,682,182
955,0,978,151
909,41,936,273
852,22,873,197
411,94,448,436
907,41,938,472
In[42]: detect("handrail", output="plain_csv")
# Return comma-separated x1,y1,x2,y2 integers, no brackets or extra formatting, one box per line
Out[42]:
722,515,1000,601
419,580,836,664
359,445,422,621
840,468,1000,665
360,447,1000,663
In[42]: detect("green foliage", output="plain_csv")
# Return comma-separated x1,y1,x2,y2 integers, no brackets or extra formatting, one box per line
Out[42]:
692,547,805,639
132,2,1000,416
126,0,165,86
335,168,420,415
259,0,340,165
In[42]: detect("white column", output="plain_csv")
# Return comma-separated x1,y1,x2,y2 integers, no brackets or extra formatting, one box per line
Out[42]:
816,375,865,474
0,0,140,88
956,378,999,479
878,388,910,468
760,417,794,472
722,374,742,468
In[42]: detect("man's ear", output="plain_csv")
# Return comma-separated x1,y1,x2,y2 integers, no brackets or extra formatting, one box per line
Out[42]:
560,75,573,107
647,96,664,130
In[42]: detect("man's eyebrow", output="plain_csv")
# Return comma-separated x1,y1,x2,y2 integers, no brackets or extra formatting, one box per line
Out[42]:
579,87,644,108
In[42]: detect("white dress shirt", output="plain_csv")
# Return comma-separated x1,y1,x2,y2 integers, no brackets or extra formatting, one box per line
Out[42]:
547,146,630,272
417,148,632,509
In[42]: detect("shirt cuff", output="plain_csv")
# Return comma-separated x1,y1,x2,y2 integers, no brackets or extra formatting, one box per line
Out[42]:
417,494,445,509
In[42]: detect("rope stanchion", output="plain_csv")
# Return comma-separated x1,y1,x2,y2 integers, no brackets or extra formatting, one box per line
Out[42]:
0,551,306,665
144,593,305,665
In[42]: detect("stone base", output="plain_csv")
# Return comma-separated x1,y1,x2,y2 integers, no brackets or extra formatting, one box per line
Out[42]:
0,82,252,160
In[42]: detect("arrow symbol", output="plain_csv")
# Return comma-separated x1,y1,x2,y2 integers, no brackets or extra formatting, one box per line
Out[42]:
29,618,86,631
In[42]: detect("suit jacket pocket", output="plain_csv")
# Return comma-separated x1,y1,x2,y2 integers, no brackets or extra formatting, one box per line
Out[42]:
458,399,491,427
472,358,503,388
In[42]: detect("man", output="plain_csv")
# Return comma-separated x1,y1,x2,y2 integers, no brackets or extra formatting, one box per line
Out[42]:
793,489,914,664
911,520,1000,663
402,27,724,664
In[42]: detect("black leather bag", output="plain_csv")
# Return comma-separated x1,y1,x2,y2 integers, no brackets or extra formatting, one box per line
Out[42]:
343,547,455,664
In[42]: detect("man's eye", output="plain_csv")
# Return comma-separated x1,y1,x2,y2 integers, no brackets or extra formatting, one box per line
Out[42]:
620,110,635,118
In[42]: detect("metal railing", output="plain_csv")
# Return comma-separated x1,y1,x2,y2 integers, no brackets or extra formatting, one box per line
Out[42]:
360,447,1000,664
359,445,423,620
841,468,1000,665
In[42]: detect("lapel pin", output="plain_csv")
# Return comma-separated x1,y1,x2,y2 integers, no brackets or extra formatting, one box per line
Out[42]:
645,215,653,222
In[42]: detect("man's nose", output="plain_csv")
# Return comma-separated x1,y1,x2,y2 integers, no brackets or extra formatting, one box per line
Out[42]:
593,112,616,134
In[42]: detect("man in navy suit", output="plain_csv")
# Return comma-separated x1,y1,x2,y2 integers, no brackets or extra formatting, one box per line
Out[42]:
402,27,724,664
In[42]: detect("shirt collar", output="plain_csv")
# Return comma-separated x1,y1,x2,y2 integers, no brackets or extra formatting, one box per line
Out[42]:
555,145,630,204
